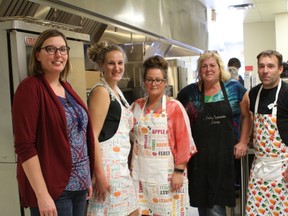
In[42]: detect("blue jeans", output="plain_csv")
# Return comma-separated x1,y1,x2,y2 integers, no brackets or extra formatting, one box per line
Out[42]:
198,205,226,216
30,190,87,216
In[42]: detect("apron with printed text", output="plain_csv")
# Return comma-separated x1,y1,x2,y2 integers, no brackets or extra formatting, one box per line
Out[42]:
188,82,236,208
246,81,288,216
87,80,137,216
132,95,189,216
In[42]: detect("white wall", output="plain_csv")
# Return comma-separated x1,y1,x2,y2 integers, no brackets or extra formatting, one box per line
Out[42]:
243,21,276,86
275,13,288,61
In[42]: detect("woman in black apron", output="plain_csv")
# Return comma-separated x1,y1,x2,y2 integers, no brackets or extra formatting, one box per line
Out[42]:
177,51,252,216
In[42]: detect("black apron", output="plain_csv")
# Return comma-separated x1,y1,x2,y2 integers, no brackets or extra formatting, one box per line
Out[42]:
188,82,236,208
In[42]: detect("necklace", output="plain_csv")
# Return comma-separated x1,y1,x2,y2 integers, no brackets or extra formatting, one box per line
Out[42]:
145,97,162,113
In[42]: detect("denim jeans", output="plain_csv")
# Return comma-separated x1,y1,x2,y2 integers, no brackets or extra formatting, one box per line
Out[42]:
30,190,87,216
198,205,226,216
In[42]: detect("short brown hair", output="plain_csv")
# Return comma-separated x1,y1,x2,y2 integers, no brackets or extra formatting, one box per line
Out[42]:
228,57,241,69
142,55,168,80
257,50,283,67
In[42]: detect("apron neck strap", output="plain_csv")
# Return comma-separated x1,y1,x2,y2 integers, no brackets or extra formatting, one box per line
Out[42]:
255,80,282,115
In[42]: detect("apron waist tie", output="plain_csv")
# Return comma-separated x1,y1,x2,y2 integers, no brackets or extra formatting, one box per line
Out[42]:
253,157,288,180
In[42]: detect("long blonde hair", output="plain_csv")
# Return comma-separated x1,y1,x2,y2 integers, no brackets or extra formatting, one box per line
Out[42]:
196,51,231,86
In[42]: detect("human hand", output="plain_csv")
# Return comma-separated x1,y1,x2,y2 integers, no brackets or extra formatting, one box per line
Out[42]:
93,175,111,202
171,172,183,192
37,193,57,216
283,168,288,182
234,142,248,159
86,185,93,200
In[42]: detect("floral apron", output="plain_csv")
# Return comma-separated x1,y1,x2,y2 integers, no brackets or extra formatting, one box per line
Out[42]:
132,95,189,216
246,81,288,216
87,79,137,216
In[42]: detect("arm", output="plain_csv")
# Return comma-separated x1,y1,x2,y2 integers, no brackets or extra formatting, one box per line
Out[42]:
88,86,111,201
171,163,186,192
12,79,57,214
22,156,57,215
234,92,252,159
168,100,197,191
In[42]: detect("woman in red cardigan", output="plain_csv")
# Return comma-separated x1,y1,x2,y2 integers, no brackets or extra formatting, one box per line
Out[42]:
12,29,103,216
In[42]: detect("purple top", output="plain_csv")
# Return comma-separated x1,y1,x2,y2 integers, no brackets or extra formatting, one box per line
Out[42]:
58,90,91,190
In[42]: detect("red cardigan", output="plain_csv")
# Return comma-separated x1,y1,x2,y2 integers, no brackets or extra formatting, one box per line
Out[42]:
12,75,95,208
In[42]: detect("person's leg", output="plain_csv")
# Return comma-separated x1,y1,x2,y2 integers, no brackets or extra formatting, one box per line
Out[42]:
30,208,40,216
198,205,226,216
55,190,73,216
198,207,207,216
72,190,88,216
30,190,87,216
207,205,226,216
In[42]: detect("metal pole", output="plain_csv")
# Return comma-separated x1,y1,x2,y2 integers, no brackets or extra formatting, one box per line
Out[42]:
240,148,254,216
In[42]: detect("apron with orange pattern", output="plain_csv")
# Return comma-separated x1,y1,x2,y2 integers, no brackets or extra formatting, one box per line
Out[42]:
132,95,189,215
87,80,137,216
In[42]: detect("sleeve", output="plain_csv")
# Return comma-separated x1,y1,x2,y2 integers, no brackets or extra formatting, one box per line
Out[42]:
12,79,40,164
177,86,188,107
249,85,261,113
236,81,247,102
167,100,197,165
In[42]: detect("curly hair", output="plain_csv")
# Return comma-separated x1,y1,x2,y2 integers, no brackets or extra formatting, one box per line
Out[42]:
87,41,127,71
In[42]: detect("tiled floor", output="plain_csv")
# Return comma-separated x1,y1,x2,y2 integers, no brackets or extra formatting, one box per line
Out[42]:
24,199,241,216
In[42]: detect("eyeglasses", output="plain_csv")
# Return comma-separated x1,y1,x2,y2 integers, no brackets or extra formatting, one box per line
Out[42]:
145,78,166,85
40,46,70,55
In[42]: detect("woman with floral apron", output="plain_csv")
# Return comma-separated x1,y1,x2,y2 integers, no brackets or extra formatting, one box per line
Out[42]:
130,55,196,215
246,80,288,216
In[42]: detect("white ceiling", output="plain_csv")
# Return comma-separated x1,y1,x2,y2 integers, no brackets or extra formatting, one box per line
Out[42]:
244,0,288,23
200,0,288,44
201,0,288,23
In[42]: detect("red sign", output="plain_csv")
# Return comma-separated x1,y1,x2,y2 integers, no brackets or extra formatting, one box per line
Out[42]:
245,65,253,71
24,37,37,46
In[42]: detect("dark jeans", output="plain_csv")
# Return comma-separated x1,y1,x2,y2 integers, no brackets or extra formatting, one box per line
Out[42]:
198,205,226,216
30,190,87,216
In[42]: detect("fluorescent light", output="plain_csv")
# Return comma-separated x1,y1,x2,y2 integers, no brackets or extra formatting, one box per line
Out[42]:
228,3,255,10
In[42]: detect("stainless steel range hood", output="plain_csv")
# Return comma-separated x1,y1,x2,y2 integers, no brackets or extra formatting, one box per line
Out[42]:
0,0,107,42
0,0,207,57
